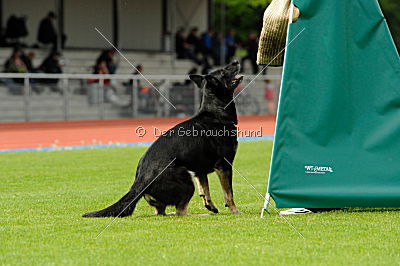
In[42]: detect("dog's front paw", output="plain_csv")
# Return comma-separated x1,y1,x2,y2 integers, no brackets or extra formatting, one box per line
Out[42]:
231,209,241,215
205,204,219,214
225,204,241,215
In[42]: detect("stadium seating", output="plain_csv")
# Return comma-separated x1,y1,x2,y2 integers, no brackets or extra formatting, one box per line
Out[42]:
0,48,282,121
0,48,195,75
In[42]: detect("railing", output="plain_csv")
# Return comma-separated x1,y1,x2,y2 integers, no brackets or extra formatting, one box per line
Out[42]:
0,73,282,122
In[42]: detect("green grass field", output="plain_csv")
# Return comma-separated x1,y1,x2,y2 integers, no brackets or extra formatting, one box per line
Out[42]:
1,141,400,265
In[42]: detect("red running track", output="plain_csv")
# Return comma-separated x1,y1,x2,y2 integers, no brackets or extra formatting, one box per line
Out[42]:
0,115,276,150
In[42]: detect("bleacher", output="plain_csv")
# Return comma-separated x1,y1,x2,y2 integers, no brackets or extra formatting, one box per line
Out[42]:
0,48,199,121
0,48,282,122
0,48,196,75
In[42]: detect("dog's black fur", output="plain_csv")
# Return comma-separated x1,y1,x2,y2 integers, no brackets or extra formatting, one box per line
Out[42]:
83,61,243,217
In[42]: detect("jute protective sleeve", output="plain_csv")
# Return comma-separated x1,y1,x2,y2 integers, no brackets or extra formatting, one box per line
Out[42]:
257,0,299,66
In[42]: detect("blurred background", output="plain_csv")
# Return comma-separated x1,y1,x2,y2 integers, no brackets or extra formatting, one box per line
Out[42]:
0,0,398,122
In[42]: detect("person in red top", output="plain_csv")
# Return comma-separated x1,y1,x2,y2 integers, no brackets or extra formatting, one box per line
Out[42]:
87,60,127,106
263,79,275,114
88,61,110,85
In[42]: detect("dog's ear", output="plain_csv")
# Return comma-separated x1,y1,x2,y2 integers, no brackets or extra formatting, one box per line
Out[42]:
205,75,224,88
189,75,205,88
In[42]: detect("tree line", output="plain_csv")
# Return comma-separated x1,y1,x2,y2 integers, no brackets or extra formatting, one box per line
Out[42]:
213,0,400,51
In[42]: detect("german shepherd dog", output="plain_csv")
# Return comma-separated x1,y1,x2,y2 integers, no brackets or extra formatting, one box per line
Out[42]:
83,61,243,217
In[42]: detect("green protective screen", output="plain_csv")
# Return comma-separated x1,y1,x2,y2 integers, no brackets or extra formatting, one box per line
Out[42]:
268,0,400,208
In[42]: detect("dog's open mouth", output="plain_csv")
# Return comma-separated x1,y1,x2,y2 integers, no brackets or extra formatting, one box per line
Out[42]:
231,75,243,86
234,74,243,81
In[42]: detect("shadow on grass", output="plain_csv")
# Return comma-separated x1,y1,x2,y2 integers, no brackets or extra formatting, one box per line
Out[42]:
343,208,400,213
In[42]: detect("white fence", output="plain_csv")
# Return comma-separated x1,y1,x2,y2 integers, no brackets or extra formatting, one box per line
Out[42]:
0,73,282,122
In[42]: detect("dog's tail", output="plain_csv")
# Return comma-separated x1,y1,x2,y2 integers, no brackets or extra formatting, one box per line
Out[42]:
82,179,145,218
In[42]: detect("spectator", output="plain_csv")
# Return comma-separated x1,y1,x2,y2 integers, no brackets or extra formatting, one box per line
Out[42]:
201,28,214,57
186,27,201,55
175,28,201,65
131,64,152,110
125,64,144,94
175,27,188,59
264,79,276,114
212,31,226,66
37,51,63,92
2,48,28,94
88,61,109,104
5,15,28,46
22,52,36,73
37,11,66,50
200,28,214,68
133,64,146,94
4,46,36,73
4,48,28,79
225,30,237,63
96,49,117,74
87,61,126,106
7,56,28,73
241,33,259,74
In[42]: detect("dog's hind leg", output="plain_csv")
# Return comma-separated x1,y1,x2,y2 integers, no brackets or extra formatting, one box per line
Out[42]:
144,194,166,216
175,201,190,216
195,175,219,214
175,173,195,216
155,205,166,216
215,168,240,214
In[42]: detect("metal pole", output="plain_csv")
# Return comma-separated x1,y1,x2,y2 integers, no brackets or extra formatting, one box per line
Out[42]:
62,78,69,120
171,0,177,71
113,0,121,67
260,193,271,218
220,0,225,66
23,77,30,121
131,79,138,117
55,0,62,52
113,0,120,49
99,79,104,119
164,81,170,117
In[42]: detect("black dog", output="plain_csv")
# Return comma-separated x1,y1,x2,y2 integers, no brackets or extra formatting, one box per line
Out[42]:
83,61,243,217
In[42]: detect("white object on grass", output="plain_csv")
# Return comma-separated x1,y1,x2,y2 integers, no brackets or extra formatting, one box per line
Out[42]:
279,208,314,215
